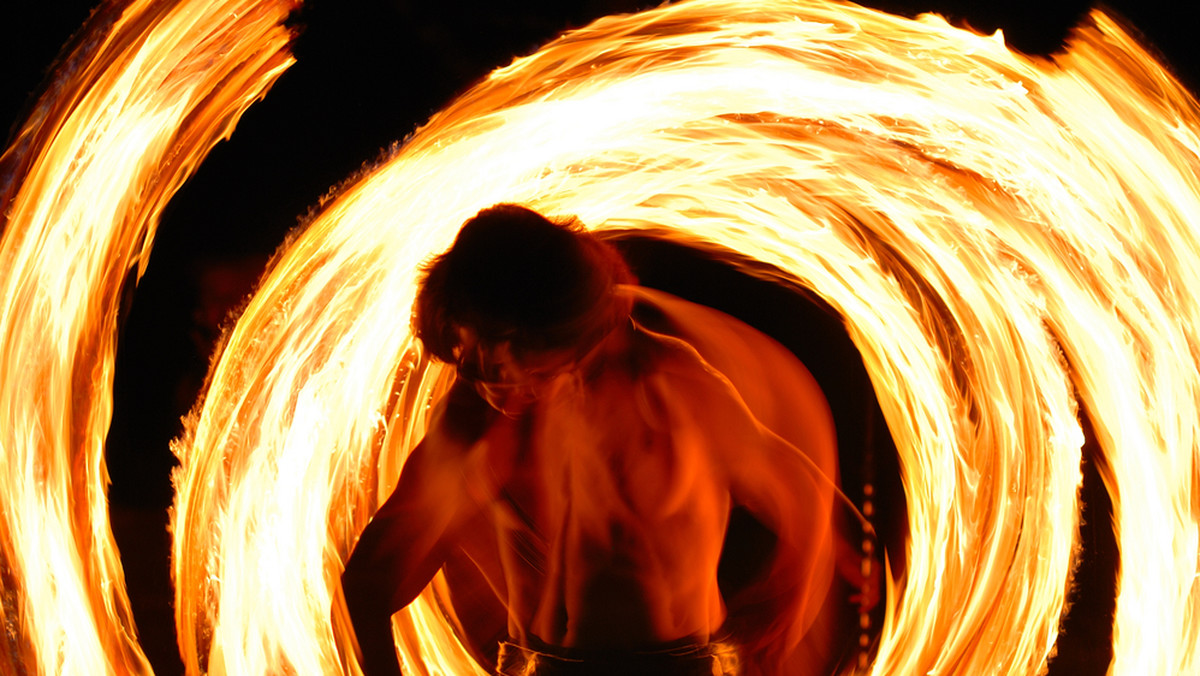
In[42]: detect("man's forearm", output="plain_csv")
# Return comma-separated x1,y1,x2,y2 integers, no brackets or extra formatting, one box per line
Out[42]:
345,588,404,676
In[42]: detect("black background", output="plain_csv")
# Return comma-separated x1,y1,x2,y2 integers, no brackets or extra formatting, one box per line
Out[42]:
2,1,1192,673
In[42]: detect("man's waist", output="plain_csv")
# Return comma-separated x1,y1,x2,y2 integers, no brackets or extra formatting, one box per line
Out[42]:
495,637,740,676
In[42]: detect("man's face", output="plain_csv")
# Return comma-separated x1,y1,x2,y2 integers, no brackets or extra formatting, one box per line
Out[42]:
453,327,578,416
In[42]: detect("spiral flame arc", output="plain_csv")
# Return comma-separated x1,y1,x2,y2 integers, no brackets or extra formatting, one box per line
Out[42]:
1,1,1197,675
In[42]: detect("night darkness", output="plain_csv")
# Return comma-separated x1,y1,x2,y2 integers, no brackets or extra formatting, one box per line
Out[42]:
2,1,1195,674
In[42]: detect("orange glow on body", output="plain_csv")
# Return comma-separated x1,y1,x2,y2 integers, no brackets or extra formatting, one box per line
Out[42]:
2,1,1198,675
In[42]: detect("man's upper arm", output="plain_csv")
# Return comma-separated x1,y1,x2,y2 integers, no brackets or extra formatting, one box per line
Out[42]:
343,381,494,614
669,349,832,527
673,349,837,661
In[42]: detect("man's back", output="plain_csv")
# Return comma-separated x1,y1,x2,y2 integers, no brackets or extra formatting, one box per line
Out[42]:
443,287,837,667
474,316,735,649
342,204,838,676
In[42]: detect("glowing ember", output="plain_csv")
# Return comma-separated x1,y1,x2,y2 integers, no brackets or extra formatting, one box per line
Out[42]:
2,0,1198,675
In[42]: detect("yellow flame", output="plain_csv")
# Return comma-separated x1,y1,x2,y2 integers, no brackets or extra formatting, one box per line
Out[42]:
3,0,1199,675
0,0,296,674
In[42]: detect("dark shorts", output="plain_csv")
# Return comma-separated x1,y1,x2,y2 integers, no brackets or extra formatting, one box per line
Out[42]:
495,638,741,676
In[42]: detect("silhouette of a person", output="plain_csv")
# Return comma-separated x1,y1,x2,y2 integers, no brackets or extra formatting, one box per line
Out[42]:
342,204,838,675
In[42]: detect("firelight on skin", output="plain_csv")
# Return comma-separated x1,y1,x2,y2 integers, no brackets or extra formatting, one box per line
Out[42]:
1,0,1197,675
342,209,843,674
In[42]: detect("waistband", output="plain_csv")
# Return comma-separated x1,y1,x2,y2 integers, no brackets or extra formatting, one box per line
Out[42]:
495,638,741,676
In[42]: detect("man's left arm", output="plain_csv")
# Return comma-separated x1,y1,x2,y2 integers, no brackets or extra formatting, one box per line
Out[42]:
674,354,837,672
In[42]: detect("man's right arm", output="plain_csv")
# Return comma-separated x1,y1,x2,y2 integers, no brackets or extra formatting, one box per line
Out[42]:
341,380,497,675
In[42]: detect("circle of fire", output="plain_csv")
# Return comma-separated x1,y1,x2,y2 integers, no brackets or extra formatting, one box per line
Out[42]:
0,1,1197,675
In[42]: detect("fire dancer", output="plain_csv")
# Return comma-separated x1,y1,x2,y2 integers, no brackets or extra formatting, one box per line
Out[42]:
342,204,838,675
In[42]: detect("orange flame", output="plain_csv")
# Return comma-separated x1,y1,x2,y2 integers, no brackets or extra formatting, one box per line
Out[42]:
3,1,1199,675
0,0,296,673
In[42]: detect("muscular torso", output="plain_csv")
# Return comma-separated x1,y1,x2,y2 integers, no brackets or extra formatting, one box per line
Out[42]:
446,286,836,652
478,328,732,648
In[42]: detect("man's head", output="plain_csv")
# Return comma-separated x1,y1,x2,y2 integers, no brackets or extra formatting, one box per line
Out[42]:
414,204,634,402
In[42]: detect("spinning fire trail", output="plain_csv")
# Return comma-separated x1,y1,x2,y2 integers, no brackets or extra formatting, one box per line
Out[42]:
1,0,1197,674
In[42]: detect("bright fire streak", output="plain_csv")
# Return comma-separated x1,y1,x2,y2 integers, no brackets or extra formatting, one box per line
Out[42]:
3,0,1198,674
0,0,297,673
166,1,1200,675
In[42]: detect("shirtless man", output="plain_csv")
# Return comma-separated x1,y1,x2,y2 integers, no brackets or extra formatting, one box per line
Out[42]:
342,205,838,675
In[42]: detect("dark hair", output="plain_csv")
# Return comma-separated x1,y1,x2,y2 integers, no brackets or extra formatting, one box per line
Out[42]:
414,204,635,363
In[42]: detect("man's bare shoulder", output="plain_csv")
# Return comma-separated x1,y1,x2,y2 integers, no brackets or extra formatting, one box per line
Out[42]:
425,378,500,449
623,315,718,378
401,378,517,514
626,285,799,365
624,323,748,426
623,285,835,455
